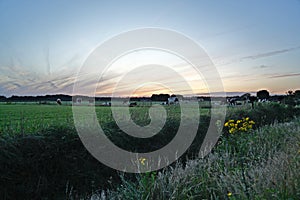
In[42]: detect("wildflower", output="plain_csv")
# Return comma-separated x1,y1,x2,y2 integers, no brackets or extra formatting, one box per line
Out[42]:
227,192,232,197
139,157,146,165
239,127,246,131
224,117,255,134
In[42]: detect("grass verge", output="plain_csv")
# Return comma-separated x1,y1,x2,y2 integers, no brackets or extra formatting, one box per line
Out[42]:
95,118,300,200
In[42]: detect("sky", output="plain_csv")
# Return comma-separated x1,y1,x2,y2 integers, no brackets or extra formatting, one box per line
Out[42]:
0,0,299,97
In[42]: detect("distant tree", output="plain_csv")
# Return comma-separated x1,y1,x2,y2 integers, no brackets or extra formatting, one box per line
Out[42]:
294,90,300,105
287,90,293,96
257,90,269,100
294,90,300,98
284,90,296,107
151,94,170,101
151,94,158,101
0,95,7,102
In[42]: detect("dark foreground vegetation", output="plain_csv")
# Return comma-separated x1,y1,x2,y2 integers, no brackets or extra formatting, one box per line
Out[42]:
101,117,300,200
0,103,300,199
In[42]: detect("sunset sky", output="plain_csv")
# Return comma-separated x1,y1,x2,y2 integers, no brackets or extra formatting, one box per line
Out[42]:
0,0,299,97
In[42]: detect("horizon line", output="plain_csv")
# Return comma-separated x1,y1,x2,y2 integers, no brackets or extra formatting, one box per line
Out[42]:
1,91,293,98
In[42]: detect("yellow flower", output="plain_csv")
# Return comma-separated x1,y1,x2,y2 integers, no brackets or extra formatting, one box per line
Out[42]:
239,127,246,131
225,118,255,134
227,192,232,197
139,157,146,165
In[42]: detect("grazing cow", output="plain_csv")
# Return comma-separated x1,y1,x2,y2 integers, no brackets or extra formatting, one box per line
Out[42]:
227,98,237,106
101,102,111,106
76,98,82,104
168,97,179,105
56,98,62,105
258,99,268,103
129,102,137,107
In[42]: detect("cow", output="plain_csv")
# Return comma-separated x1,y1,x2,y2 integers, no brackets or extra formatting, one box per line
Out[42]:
56,98,62,105
227,98,237,106
168,97,179,105
101,102,111,106
129,102,137,107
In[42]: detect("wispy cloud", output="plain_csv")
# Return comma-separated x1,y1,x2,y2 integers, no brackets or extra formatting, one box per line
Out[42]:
240,46,300,61
258,65,269,69
1,47,299,96
216,45,300,67
268,73,300,79
0,65,78,95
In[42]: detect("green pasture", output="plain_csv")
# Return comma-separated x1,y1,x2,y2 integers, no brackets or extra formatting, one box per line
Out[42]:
0,104,73,134
0,103,213,135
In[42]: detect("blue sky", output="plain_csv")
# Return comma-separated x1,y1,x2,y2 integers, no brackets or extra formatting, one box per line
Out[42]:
0,0,299,96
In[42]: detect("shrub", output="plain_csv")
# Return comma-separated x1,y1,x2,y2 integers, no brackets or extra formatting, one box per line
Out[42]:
225,103,300,128
0,125,120,199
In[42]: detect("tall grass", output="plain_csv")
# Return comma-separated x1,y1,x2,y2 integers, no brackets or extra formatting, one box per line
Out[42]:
95,118,300,200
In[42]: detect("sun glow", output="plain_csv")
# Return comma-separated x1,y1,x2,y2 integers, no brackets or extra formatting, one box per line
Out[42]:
94,49,208,97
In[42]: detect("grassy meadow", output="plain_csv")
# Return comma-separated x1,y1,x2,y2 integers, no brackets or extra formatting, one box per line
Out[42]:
101,117,300,200
0,102,300,199
0,103,211,135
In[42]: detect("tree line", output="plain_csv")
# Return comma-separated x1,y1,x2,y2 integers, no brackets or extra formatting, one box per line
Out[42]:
0,90,299,106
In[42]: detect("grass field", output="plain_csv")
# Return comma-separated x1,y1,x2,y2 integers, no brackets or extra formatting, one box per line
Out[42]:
0,104,73,135
0,102,300,199
0,103,211,135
